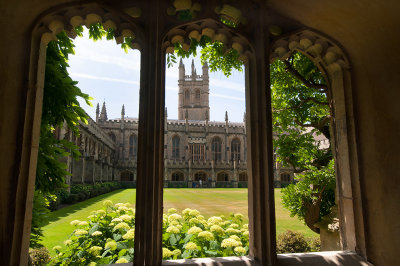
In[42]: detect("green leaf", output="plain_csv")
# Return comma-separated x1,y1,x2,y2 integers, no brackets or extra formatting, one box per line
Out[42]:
117,241,129,250
113,233,122,241
118,249,127,257
89,224,99,235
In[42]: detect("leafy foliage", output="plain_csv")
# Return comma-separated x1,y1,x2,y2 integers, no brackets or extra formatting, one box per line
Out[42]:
281,160,336,223
276,230,315,254
50,203,248,264
271,52,336,230
29,246,51,265
167,36,243,77
32,23,135,247
30,192,52,248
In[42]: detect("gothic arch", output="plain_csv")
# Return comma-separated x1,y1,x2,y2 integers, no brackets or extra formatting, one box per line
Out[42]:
239,172,248,181
194,171,207,181
171,171,184,181
271,29,361,251
162,18,254,64
211,136,222,161
33,3,144,49
280,172,291,183
120,170,134,181
217,171,229,181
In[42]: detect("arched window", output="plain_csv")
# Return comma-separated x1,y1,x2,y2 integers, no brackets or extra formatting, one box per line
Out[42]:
171,172,184,181
129,134,137,157
211,137,222,161
108,132,116,142
217,172,229,181
172,136,180,159
231,138,241,161
184,90,190,105
194,172,207,181
121,170,134,181
195,89,200,105
281,173,291,183
239,172,248,181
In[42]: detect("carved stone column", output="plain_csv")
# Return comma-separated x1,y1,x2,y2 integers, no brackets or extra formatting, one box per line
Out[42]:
246,6,277,265
133,2,165,264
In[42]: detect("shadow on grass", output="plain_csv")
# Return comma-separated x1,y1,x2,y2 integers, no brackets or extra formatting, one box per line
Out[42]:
43,189,129,226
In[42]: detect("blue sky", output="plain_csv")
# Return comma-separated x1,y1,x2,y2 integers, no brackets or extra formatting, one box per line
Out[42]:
68,31,246,122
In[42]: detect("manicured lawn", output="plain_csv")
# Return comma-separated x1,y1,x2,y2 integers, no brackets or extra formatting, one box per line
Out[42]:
41,188,316,255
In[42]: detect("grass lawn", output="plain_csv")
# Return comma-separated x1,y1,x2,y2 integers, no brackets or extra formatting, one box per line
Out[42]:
41,188,316,255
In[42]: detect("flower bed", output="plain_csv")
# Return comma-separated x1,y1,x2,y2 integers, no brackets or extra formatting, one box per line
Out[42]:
51,201,248,264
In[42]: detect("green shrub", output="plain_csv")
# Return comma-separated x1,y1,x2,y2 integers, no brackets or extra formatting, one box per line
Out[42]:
308,236,321,252
30,192,51,248
56,189,70,204
276,230,311,254
51,202,249,264
29,247,51,265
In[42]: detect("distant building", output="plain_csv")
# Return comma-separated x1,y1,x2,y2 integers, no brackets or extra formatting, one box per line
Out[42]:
60,60,294,187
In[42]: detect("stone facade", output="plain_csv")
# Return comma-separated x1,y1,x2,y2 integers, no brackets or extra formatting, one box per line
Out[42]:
64,60,294,186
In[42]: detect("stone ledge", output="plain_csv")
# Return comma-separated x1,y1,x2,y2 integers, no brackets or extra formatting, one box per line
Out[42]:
107,252,372,265
277,251,373,266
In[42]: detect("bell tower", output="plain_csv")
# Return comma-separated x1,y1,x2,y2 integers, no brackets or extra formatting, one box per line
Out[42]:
178,59,210,120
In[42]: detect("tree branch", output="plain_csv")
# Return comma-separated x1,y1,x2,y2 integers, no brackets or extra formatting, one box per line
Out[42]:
299,95,329,106
284,60,327,90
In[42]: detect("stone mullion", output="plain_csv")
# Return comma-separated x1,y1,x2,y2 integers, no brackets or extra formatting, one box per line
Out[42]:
134,2,164,264
246,8,277,265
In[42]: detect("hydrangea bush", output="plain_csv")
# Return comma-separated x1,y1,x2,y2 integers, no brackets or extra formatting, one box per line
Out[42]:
162,208,249,259
51,201,248,264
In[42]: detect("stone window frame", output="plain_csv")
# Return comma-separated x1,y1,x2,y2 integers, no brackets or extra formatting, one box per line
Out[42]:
171,171,184,181
195,89,201,105
280,172,291,183
239,172,248,182
194,171,207,181
231,138,241,161
13,3,367,265
129,134,137,157
211,136,222,161
184,89,191,105
172,135,180,160
217,171,229,182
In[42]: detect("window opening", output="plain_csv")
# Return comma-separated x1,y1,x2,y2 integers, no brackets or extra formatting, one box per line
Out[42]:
271,51,338,254
211,137,222,161
172,136,180,159
163,53,248,261
32,24,140,263
231,138,241,161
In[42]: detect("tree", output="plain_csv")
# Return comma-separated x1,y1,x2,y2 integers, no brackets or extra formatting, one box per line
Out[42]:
271,52,336,233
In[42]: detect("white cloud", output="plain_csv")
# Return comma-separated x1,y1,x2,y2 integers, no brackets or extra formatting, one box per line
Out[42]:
211,93,245,101
69,72,140,86
210,78,244,92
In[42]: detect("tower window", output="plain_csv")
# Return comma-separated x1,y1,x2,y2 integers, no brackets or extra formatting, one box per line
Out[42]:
184,90,190,105
195,89,200,105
